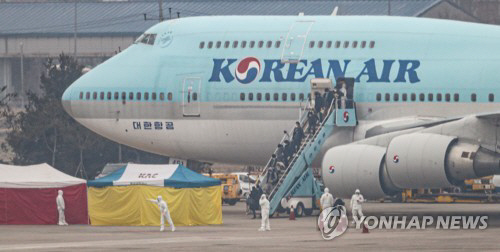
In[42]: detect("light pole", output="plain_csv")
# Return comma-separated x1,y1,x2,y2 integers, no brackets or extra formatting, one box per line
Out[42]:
19,42,24,107
74,0,78,58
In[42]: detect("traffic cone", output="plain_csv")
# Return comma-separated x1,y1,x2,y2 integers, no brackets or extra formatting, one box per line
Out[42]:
289,205,296,220
362,223,369,233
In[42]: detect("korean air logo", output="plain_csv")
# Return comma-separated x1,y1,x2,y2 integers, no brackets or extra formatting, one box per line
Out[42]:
343,111,349,122
393,155,400,163
235,57,261,84
329,166,335,174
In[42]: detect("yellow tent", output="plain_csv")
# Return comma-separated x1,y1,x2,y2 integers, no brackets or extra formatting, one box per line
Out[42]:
87,164,222,226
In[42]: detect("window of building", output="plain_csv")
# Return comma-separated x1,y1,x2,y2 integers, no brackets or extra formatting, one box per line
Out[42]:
471,93,477,102
241,41,247,48
299,93,304,101
369,41,375,48
266,41,272,48
240,93,245,101
402,93,408,101
258,41,264,48
273,93,279,101
445,93,451,102
437,93,442,101
393,93,399,101
85,92,90,100
291,93,296,101
224,41,230,48
129,92,133,100
79,92,83,99
107,92,112,100
326,41,332,48
453,93,459,102
411,93,416,101
136,92,141,100
193,92,198,101
199,42,205,49
265,93,270,101
275,41,281,48
233,41,238,48
114,92,119,100
168,92,173,101
376,93,381,101
152,92,157,100
216,41,221,48
248,93,254,101
160,92,165,101
428,93,434,102
352,41,358,48
489,93,495,102
121,92,126,100
207,41,213,49
144,92,149,100
257,93,262,101
335,41,341,48
318,41,323,48
249,41,255,48
309,41,315,48
100,92,104,100
419,93,425,101
282,93,287,101
343,41,349,48
361,41,366,48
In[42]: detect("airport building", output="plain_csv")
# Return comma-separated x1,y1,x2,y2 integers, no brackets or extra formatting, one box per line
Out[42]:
0,0,481,104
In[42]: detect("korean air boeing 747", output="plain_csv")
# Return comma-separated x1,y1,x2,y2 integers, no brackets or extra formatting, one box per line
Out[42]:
62,15,500,199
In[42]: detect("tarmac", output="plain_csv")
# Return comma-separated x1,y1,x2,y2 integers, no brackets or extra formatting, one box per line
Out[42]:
1,202,500,251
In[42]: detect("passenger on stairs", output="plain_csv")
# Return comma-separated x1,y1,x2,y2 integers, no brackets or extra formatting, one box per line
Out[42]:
292,121,304,152
307,111,319,134
314,92,324,121
283,140,293,167
276,144,285,164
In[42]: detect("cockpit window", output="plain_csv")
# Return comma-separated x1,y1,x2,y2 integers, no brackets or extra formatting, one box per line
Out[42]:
135,33,157,45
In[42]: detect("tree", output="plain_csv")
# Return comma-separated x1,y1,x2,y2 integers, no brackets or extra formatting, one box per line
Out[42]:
3,54,167,178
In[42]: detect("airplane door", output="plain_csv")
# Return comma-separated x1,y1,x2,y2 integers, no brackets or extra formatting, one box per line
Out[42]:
182,77,201,117
281,21,314,63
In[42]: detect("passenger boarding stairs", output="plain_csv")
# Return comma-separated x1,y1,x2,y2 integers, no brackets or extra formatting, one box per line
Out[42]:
258,97,357,216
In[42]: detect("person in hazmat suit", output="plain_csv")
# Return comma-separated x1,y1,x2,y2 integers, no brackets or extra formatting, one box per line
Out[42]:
350,189,365,219
258,194,271,231
149,195,175,232
320,187,334,211
56,190,68,226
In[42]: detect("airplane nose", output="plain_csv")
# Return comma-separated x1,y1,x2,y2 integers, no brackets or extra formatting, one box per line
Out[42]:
61,86,73,117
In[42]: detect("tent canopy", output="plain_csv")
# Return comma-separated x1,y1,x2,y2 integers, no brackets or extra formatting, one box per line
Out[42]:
0,163,86,188
88,163,220,188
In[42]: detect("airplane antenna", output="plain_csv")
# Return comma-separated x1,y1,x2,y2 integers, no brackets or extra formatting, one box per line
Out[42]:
331,6,339,16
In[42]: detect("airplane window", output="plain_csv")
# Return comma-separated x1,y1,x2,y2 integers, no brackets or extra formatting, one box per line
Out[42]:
100,92,104,100
147,34,156,45
309,41,315,48
207,41,213,49
326,41,332,48
361,41,367,48
168,92,173,101
152,92,157,100
370,41,375,48
144,92,149,100
79,92,83,99
199,42,205,49
134,34,145,44
352,41,358,48
233,41,238,48
282,93,287,101
428,93,434,101
93,92,97,100
241,41,247,48
343,41,349,48
257,93,262,101
248,93,254,101
437,93,442,101
454,93,459,102
107,92,111,100
121,92,126,100
275,41,281,48
376,93,381,102
216,41,221,48
411,93,416,101
265,93,270,101
385,93,390,101
266,41,272,48
140,34,150,44
224,41,230,48
85,92,90,100
419,93,425,101
136,92,141,100
471,93,477,102
402,93,407,101
393,93,399,101
445,93,451,102
291,93,296,101
240,93,245,101
489,93,494,102
335,41,341,48
299,93,304,101
258,41,264,48
114,92,119,100
249,41,255,48
129,92,133,100
273,93,279,101
318,41,323,48
160,92,165,101
193,92,198,101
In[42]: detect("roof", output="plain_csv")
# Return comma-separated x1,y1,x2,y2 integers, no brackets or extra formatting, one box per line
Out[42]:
0,0,441,36
87,163,221,188
0,163,86,188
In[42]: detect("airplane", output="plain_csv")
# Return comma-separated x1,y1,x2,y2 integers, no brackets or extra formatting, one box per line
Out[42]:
62,15,500,199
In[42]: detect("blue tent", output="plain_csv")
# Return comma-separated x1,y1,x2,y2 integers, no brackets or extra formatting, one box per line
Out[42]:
88,163,220,188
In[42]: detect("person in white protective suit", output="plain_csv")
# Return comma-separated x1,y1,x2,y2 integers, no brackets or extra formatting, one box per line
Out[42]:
320,188,334,211
258,194,271,231
56,190,68,226
149,195,175,232
350,189,365,219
